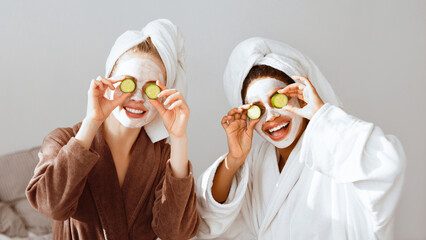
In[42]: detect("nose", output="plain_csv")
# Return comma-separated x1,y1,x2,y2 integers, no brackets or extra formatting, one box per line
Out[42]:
265,106,280,122
130,88,144,101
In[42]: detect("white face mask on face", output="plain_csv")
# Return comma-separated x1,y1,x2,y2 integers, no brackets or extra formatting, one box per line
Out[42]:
107,55,165,128
245,78,303,148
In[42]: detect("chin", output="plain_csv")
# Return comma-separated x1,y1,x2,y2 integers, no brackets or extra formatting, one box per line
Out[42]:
270,138,294,149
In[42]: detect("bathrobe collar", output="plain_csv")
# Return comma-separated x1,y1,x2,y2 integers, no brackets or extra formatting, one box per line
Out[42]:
257,133,305,235
88,126,160,238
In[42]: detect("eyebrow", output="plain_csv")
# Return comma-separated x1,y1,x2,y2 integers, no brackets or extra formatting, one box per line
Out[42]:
123,75,136,81
266,87,284,104
252,100,265,108
246,86,285,105
267,88,280,99
126,75,158,84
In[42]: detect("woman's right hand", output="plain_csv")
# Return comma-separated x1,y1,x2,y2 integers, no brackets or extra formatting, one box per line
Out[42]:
221,105,259,170
86,76,131,123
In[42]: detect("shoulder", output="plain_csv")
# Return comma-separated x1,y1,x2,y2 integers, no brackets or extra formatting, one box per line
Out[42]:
42,122,82,146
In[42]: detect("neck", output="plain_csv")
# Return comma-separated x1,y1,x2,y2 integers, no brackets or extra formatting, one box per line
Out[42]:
103,114,141,155
277,118,308,172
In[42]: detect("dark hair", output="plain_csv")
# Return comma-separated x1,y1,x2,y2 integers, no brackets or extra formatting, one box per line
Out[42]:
241,65,295,103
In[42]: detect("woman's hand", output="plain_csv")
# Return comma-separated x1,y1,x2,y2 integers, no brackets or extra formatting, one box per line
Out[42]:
278,75,324,120
149,81,190,178
76,75,130,150
212,106,258,203
221,105,259,170
86,75,131,123
149,81,190,139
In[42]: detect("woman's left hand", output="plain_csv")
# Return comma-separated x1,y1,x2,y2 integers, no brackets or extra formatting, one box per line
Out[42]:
278,75,324,120
149,80,190,139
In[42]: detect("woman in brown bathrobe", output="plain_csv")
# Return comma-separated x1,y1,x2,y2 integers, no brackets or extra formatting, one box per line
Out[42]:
26,19,200,240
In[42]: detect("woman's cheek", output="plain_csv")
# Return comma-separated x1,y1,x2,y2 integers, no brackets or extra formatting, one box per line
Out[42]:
113,88,123,99
254,115,267,135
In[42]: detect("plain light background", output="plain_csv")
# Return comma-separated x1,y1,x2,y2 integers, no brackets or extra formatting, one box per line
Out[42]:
1,0,425,239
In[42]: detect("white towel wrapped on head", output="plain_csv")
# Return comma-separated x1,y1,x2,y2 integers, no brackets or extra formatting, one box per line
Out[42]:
105,19,186,143
223,37,342,108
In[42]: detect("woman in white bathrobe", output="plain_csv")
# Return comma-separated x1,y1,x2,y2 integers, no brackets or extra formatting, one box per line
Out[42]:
196,37,406,240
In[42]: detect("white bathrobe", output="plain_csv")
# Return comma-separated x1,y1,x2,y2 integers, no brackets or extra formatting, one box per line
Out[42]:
196,38,406,239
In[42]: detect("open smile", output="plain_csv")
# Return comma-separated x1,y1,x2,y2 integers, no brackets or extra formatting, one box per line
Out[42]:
263,120,292,141
124,107,147,119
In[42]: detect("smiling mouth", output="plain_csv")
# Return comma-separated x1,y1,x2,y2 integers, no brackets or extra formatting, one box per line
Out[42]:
264,121,291,141
124,107,146,118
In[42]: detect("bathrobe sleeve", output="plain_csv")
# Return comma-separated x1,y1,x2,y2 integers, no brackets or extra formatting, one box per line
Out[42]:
151,143,200,240
196,151,252,239
26,128,100,221
301,103,406,234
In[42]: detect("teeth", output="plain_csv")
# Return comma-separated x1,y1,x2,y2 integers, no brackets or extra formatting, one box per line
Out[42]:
125,107,145,114
268,122,289,133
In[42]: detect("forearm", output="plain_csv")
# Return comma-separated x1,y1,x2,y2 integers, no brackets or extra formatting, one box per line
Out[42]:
153,160,200,239
26,136,99,220
75,118,102,150
169,135,189,178
211,155,240,203
196,154,250,237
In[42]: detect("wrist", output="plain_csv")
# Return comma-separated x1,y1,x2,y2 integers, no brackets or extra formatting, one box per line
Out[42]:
225,154,245,172
169,134,189,178
75,118,102,150
82,117,103,129
169,133,188,143
312,102,325,117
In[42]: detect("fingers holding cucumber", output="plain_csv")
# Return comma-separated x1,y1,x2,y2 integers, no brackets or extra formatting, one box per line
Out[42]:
145,83,161,99
278,75,324,120
87,75,131,122
148,80,190,138
222,105,259,167
90,75,125,98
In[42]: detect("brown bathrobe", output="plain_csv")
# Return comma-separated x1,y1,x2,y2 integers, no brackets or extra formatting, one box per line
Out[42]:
26,123,200,240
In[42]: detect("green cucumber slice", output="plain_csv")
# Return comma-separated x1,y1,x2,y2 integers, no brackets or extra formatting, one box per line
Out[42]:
145,84,161,100
247,105,262,120
271,93,288,109
120,78,136,93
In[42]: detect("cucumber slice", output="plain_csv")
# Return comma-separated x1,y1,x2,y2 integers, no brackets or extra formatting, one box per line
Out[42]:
247,105,262,120
271,93,288,109
145,84,161,100
120,78,136,93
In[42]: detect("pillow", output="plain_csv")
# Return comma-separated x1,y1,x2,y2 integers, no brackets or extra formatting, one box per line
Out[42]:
12,199,52,235
0,202,28,237
0,147,52,235
0,147,40,202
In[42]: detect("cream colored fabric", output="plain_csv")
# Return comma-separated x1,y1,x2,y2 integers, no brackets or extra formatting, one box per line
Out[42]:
0,147,51,237
0,202,27,238
0,147,39,202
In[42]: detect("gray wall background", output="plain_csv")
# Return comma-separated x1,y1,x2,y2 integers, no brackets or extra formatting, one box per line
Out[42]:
1,0,424,239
